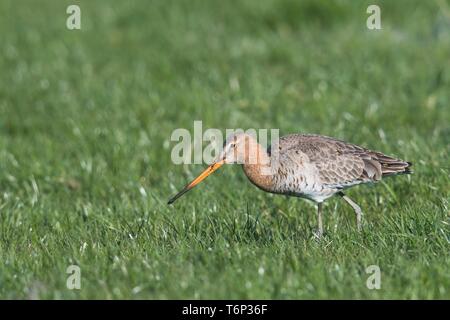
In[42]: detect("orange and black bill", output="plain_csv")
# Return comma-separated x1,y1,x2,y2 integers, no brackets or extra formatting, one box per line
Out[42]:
167,160,225,205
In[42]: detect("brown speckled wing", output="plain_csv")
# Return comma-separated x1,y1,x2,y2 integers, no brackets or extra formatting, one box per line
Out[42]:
277,134,393,188
270,134,412,188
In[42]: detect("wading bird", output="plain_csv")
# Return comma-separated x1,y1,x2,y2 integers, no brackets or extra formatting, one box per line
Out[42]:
168,133,412,238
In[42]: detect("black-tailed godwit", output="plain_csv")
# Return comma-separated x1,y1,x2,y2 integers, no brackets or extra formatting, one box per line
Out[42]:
168,133,412,238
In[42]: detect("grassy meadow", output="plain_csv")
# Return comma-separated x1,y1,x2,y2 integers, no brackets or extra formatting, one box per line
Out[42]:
0,0,449,299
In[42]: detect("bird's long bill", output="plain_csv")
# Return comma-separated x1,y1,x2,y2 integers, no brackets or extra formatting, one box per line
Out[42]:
168,160,225,205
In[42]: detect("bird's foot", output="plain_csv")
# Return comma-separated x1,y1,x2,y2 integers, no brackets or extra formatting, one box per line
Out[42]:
313,229,323,241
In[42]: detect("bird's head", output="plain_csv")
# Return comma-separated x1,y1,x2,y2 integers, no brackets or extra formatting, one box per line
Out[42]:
220,132,260,164
168,132,259,204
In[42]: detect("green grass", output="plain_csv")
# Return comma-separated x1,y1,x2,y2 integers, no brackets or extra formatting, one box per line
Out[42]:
0,0,449,299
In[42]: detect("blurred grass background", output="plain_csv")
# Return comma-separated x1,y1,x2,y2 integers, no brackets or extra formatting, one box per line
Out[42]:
0,0,449,299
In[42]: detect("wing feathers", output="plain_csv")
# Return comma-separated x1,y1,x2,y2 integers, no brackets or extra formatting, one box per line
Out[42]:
278,134,412,188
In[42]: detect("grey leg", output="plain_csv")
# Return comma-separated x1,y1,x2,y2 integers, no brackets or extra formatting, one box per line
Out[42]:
315,202,323,239
339,192,363,231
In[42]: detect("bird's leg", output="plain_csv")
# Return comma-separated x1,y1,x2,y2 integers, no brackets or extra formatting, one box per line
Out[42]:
315,202,323,239
339,192,363,231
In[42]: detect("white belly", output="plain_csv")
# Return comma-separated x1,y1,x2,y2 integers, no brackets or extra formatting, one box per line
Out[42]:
273,163,338,203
